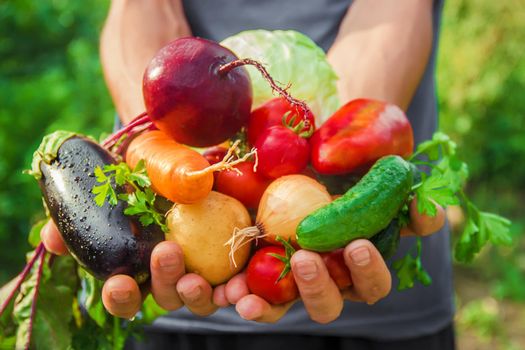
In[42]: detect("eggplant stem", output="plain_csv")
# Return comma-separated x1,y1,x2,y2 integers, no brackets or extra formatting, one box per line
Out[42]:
219,58,313,128
101,112,150,150
25,248,46,350
0,243,46,318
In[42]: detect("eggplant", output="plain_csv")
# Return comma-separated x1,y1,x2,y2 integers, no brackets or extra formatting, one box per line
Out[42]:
32,131,164,283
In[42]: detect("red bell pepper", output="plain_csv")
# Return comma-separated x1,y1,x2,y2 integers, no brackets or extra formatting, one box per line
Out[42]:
310,98,414,175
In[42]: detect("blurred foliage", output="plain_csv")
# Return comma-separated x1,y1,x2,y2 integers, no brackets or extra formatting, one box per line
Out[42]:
438,0,525,203
437,0,525,302
455,297,524,350
0,0,523,310
457,298,503,343
0,1,112,283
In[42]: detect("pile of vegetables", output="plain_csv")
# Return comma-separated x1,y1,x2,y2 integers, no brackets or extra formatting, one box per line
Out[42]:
0,30,511,349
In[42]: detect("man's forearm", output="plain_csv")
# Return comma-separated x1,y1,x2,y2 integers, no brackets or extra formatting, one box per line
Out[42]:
327,0,433,111
100,0,192,123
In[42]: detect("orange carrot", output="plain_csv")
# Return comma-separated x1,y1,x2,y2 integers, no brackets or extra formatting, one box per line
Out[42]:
126,130,252,204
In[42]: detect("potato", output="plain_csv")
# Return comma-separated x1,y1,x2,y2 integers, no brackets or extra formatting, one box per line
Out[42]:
165,191,252,285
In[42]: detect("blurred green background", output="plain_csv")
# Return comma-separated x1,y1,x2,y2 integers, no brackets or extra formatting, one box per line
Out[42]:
0,1,524,348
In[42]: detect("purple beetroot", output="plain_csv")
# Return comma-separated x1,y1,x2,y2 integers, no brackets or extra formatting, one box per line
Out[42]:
142,37,252,147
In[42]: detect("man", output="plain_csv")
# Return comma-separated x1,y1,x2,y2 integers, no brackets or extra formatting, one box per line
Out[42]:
42,0,454,348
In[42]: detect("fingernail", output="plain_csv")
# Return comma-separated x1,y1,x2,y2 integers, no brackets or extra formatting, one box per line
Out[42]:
350,246,371,266
158,252,179,270
295,260,318,281
181,286,202,302
110,290,132,304
236,300,262,320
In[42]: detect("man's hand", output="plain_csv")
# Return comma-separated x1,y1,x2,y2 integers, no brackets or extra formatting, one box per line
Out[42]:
41,221,222,319
227,198,445,324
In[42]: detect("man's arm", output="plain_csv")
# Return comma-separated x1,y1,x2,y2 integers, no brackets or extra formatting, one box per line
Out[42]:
100,0,192,123
328,0,433,110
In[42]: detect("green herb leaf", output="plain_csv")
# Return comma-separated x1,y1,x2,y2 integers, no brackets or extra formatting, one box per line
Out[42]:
415,174,459,216
455,208,481,262
13,266,36,350
140,295,168,325
12,255,77,350
393,238,432,290
92,165,119,206
91,161,168,232
123,189,168,232
94,166,107,183
410,132,456,161
78,269,107,328
28,218,47,248
30,260,76,350
0,335,16,349
454,200,512,263
0,278,18,345
410,131,512,264
129,160,151,188
480,212,512,246
433,156,469,193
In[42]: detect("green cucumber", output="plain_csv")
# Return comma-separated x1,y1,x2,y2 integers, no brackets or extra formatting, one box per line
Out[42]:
296,155,413,252
370,219,401,260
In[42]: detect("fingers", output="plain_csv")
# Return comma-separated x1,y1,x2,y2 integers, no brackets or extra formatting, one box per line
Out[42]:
102,274,142,319
225,272,249,304
291,250,343,324
236,294,295,323
176,273,218,316
343,240,391,304
40,220,68,255
212,284,230,307
150,241,185,311
401,198,445,236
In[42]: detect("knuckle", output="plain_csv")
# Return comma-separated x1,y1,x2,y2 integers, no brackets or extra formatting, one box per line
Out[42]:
156,296,183,311
364,282,391,304
190,305,217,317
300,283,327,300
310,311,338,324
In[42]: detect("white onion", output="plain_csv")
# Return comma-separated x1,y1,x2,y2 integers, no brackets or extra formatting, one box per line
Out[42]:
227,175,332,256
257,175,332,243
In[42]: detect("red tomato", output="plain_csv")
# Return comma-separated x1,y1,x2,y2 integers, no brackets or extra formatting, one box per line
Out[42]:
255,126,310,179
203,146,228,165
246,246,299,305
248,98,316,146
215,161,271,209
321,249,352,290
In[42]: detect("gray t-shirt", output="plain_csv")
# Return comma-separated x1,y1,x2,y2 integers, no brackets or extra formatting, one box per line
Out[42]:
151,0,453,340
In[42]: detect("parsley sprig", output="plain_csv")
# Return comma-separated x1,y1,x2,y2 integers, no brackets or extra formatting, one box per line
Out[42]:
392,238,432,290
91,160,168,232
393,132,512,290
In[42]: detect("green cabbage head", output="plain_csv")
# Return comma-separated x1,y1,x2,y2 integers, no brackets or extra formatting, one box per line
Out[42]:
221,30,340,125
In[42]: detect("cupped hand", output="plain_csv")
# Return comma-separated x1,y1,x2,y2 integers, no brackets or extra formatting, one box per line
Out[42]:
40,221,223,319
228,199,446,324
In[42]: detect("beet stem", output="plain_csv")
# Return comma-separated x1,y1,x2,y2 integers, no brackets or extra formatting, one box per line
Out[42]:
0,243,45,317
101,112,150,150
25,248,46,350
218,58,314,129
